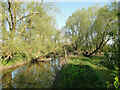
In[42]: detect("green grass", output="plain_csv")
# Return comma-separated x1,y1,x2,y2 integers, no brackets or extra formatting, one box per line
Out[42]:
53,55,113,88
0,54,28,66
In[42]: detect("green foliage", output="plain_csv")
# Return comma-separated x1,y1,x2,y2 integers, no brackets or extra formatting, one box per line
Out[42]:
100,60,115,70
0,54,27,66
63,2,118,56
112,68,120,89
67,45,74,53
100,43,119,70
1,1,61,62
107,67,120,89
100,51,115,70
70,56,91,63
8,54,27,65
53,65,105,88
0,58,6,66
53,56,112,88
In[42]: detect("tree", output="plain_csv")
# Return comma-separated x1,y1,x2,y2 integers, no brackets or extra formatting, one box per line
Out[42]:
63,3,118,57
0,0,61,63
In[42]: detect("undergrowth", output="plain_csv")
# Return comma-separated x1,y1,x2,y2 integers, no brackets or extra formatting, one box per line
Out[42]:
53,56,113,88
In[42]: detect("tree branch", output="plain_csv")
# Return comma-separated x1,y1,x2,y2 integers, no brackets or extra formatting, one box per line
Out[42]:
4,52,11,61
102,37,110,48
17,19,31,39
83,18,115,57
36,49,55,60
6,17,12,31
16,12,39,23
8,0,14,31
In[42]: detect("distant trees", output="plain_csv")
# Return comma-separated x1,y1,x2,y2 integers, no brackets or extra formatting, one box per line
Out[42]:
0,0,61,62
63,2,119,57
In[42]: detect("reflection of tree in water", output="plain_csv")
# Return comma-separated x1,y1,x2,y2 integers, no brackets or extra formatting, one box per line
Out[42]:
0,59,60,88
0,72,13,88
12,62,56,88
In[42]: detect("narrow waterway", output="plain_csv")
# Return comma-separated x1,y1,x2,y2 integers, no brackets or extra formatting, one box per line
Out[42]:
0,58,61,88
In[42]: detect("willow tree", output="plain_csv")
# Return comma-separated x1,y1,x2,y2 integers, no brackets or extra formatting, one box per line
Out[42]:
63,3,118,57
0,0,61,62
62,5,99,51
86,2,119,57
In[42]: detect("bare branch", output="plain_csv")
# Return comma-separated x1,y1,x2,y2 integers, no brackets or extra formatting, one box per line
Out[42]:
5,17,12,31
8,0,14,31
16,12,39,23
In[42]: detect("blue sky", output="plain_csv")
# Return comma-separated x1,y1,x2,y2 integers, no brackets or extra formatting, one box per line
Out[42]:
54,2,110,30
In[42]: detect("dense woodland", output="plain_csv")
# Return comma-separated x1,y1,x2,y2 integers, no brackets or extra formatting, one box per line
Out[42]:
0,0,120,89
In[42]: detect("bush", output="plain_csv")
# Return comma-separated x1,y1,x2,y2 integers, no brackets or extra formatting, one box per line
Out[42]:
100,59,115,70
100,48,118,70
3,53,27,65
107,67,120,89
0,58,6,66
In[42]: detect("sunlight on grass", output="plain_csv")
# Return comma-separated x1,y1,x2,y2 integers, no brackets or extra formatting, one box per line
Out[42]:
68,57,108,70
53,56,114,88
53,56,109,88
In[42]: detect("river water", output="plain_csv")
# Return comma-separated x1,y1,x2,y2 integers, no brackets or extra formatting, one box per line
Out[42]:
0,58,61,88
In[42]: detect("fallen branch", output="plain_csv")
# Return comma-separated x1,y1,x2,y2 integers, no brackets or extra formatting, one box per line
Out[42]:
36,49,55,60
38,58,53,62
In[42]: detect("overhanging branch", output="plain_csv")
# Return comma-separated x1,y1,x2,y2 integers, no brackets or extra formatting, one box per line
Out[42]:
83,18,115,57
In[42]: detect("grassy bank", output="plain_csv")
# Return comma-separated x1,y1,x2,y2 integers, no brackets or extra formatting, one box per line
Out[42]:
0,54,28,66
53,55,113,88
0,54,28,73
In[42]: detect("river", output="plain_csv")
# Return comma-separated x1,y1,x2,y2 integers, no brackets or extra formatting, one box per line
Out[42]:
0,58,61,88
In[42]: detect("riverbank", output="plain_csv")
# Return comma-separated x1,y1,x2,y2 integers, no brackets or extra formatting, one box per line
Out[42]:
0,62,28,72
0,58,53,73
0,58,61,88
53,55,114,88
0,53,54,73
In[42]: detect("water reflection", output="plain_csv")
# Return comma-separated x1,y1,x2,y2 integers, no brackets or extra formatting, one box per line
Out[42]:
0,59,61,88
0,72,13,88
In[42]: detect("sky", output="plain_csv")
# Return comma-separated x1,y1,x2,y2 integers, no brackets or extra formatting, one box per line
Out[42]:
54,2,110,30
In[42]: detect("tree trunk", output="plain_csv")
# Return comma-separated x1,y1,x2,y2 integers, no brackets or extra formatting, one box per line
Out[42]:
83,18,114,57
64,47,67,60
83,32,105,57
75,41,78,50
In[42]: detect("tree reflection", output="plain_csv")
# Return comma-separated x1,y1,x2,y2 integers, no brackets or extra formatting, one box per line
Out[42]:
11,61,58,88
0,72,13,88
0,59,60,88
